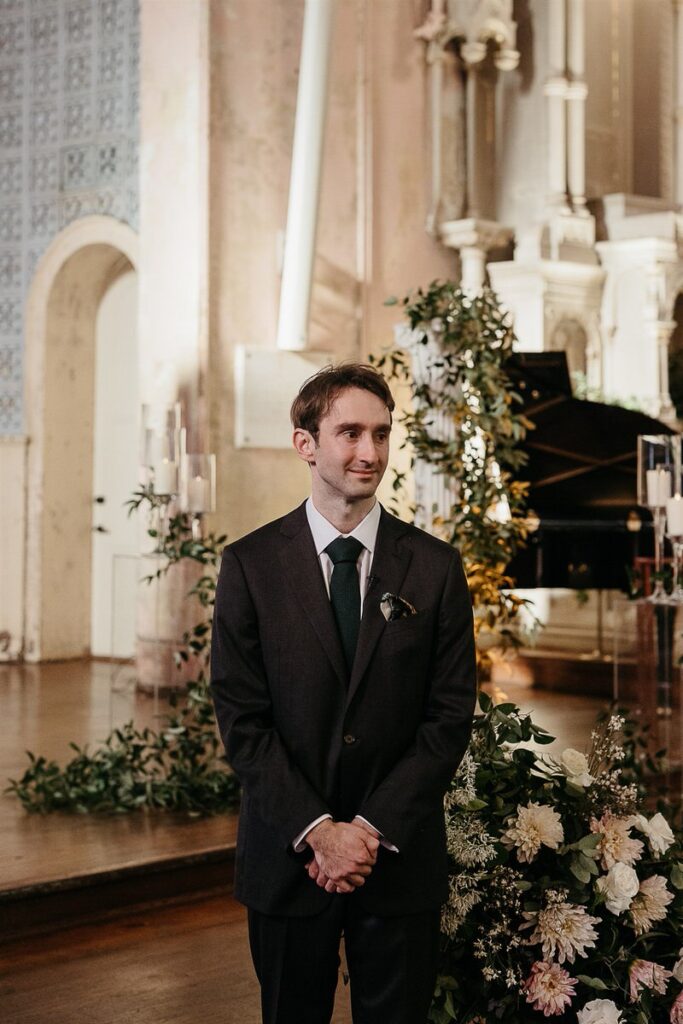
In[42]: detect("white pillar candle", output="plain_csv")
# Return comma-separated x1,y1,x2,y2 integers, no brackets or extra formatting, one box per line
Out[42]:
667,495,683,536
153,458,177,495
647,468,672,507
187,475,209,513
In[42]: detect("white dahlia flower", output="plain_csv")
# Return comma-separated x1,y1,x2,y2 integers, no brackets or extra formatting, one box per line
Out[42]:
629,875,674,935
521,900,600,964
502,802,564,864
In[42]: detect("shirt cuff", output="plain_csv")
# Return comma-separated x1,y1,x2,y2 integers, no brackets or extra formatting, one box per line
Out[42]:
355,815,399,853
292,813,333,853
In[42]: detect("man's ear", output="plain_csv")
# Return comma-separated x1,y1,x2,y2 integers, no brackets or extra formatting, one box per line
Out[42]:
293,428,316,463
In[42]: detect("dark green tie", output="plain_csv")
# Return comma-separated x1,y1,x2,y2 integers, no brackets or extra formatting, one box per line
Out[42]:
325,536,364,673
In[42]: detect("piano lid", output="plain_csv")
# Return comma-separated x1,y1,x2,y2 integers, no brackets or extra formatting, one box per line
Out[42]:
507,352,676,517
504,353,676,589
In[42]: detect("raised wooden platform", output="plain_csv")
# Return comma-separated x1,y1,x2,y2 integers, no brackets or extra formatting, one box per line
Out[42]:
0,659,606,943
0,660,239,941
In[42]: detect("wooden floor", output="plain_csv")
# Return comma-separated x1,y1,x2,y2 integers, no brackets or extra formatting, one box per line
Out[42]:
0,660,237,894
0,894,353,1024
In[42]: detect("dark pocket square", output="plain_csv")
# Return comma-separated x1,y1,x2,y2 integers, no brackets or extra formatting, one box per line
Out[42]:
380,592,417,622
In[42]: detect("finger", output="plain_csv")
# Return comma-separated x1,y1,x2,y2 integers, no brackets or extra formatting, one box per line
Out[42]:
327,878,352,894
307,861,319,880
345,873,366,887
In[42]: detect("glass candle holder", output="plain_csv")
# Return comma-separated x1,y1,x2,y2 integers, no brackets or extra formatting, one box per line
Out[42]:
637,435,678,602
179,453,216,520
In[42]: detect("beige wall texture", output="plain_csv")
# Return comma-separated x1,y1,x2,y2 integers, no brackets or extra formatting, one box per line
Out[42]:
205,0,454,544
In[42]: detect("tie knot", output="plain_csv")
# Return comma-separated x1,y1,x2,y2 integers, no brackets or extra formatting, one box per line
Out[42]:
325,536,364,565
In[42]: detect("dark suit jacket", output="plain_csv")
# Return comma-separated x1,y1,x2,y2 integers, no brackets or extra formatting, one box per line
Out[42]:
210,501,476,917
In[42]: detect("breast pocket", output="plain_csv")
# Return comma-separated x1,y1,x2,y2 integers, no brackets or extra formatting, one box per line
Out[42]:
381,609,429,647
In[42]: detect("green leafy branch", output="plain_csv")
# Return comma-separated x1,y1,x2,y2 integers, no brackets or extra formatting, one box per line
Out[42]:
374,282,537,670
6,488,238,816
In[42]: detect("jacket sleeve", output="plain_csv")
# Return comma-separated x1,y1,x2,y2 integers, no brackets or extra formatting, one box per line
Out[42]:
356,548,477,850
210,546,330,849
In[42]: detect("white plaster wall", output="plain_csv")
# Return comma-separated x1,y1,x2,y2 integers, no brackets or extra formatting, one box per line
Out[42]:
200,0,455,541
0,437,27,660
91,269,140,658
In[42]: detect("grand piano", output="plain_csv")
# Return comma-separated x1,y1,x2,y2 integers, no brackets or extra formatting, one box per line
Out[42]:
505,352,676,592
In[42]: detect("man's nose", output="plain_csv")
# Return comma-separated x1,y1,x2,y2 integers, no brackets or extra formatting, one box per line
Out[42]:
357,433,377,462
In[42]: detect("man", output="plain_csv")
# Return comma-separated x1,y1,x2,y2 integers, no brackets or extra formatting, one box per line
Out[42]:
210,363,476,1024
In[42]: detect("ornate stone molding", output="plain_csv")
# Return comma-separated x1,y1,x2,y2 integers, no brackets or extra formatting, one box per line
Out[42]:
440,218,514,292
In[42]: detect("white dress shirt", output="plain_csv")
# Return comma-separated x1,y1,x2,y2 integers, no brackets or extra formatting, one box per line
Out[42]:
291,498,398,854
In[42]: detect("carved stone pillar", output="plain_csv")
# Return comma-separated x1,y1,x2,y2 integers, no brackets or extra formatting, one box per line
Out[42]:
652,319,677,423
440,218,513,294
566,0,588,213
461,43,486,219
545,0,569,213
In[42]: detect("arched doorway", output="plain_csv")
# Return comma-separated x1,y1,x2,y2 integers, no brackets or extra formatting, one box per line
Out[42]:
549,318,588,380
24,217,139,661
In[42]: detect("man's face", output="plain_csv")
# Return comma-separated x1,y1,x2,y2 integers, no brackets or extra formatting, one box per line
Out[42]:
298,387,391,503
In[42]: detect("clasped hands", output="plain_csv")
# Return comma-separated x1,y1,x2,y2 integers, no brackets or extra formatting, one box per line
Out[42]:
305,816,380,894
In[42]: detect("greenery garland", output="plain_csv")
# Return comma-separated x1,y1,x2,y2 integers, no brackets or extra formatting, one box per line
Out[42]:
7,487,239,816
373,281,534,669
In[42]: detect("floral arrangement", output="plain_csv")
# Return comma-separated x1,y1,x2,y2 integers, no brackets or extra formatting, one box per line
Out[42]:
430,693,683,1024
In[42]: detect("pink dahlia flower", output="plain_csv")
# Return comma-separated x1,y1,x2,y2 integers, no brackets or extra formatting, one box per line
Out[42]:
629,959,672,1002
522,961,577,1017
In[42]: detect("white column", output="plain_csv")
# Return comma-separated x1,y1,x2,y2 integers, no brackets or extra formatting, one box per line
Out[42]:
566,0,587,213
460,245,488,294
653,320,677,423
276,0,335,352
462,43,486,219
674,0,683,205
426,42,445,235
544,0,568,212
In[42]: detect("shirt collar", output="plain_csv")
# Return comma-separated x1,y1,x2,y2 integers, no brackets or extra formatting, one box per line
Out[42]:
305,497,381,557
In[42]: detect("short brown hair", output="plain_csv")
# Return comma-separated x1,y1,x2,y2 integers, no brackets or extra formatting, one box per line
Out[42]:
290,363,395,438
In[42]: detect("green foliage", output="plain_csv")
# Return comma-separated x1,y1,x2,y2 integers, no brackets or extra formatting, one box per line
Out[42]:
6,487,239,816
374,282,535,669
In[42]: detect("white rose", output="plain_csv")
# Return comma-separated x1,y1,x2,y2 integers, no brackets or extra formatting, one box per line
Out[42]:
595,862,639,914
577,998,623,1024
560,747,594,787
673,947,683,984
643,815,675,856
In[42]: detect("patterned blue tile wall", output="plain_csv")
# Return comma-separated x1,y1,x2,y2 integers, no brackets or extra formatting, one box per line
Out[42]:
0,0,139,435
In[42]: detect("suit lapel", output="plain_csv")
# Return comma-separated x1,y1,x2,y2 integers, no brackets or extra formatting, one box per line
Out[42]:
278,504,348,689
346,509,412,707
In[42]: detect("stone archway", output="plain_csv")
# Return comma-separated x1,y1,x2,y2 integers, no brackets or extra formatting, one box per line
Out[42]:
24,216,139,661
549,317,588,380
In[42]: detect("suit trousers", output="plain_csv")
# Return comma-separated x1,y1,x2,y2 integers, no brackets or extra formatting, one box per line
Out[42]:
247,897,440,1024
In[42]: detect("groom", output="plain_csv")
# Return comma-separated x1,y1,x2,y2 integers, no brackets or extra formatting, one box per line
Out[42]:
210,363,476,1024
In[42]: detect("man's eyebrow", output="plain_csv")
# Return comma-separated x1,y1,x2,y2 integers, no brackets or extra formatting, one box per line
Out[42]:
334,421,392,432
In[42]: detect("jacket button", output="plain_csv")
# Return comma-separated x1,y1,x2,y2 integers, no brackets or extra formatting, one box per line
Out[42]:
343,734,356,745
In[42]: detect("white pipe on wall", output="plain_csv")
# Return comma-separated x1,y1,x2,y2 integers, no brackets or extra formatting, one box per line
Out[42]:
276,0,335,352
